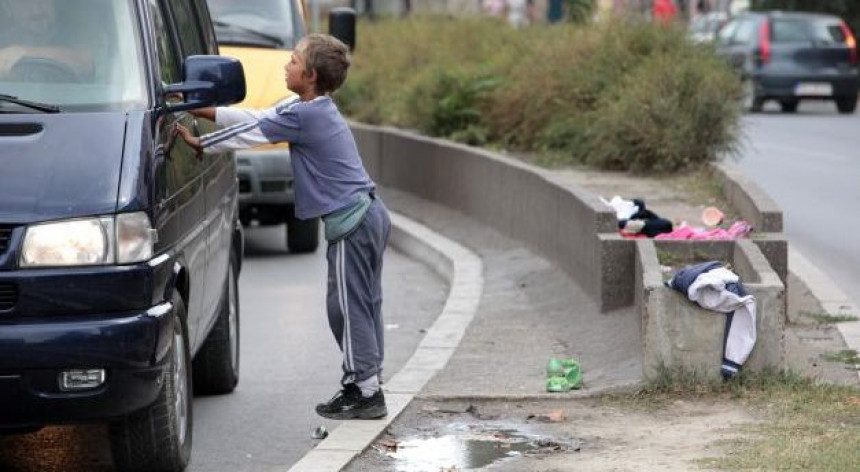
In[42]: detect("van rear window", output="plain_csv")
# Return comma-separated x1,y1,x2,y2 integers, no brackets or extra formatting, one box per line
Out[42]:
772,20,813,43
772,19,851,45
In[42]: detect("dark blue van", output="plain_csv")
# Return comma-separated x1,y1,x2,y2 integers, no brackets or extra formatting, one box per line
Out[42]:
0,0,245,470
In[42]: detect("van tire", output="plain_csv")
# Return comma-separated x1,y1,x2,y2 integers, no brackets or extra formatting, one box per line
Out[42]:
836,96,857,114
287,215,319,253
109,293,192,472
779,99,799,113
193,252,240,395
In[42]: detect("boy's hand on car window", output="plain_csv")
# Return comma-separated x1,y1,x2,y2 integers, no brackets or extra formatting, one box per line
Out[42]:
173,123,202,150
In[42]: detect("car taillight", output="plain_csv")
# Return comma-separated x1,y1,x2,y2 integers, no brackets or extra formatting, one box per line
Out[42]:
758,21,771,65
840,22,857,64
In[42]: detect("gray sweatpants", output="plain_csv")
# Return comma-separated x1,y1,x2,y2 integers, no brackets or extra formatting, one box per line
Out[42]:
326,197,391,385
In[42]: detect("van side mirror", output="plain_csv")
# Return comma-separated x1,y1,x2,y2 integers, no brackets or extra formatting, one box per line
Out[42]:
163,55,246,113
329,8,356,51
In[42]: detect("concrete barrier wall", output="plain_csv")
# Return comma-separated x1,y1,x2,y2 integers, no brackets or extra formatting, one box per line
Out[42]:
353,123,788,312
352,123,632,310
712,162,783,233
711,162,788,284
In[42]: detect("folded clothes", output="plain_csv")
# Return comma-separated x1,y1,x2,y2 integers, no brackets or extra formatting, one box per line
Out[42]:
603,196,674,238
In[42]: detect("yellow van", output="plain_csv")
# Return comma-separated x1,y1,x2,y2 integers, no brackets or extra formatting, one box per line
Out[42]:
204,0,353,253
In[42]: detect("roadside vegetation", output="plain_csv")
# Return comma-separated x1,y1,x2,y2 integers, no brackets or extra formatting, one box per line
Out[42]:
603,366,860,471
336,17,743,173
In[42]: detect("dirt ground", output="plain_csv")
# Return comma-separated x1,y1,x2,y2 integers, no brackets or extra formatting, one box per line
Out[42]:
345,398,755,472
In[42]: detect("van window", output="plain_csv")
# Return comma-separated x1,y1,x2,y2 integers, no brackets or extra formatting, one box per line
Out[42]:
168,0,208,56
150,0,181,85
207,0,300,48
0,0,146,111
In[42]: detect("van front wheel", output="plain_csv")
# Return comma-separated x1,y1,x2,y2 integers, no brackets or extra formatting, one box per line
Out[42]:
836,96,857,114
193,251,240,394
109,293,193,472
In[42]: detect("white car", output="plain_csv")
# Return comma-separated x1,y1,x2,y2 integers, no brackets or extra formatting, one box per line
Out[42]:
690,12,730,43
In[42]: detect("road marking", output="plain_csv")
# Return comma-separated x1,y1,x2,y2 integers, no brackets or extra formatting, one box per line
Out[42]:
789,248,860,381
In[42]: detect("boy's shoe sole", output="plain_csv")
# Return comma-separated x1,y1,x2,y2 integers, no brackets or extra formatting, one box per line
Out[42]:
315,403,388,420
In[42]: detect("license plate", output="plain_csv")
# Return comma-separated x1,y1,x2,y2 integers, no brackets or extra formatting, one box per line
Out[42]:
795,82,833,96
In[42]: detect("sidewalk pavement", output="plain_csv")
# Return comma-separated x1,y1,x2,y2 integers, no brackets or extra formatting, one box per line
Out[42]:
296,167,859,471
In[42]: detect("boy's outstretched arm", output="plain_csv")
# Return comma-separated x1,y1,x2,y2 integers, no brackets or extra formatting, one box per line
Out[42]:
174,119,277,153
175,101,302,153
189,107,216,121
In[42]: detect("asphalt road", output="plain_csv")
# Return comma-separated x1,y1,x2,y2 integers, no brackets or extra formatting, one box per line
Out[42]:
0,223,447,472
737,100,860,308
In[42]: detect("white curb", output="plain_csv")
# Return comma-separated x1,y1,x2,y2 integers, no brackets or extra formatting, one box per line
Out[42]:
789,248,860,379
287,211,484,472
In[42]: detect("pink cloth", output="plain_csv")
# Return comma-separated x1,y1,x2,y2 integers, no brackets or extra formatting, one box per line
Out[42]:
655,221,752,241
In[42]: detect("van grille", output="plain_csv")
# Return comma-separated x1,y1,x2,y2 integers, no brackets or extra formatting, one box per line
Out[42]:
0,228,11,255
0,283,17,311
261,180,287,193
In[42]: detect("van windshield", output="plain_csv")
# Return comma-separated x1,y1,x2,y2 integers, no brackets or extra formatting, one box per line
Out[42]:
0,0,146,112
207,0,300,49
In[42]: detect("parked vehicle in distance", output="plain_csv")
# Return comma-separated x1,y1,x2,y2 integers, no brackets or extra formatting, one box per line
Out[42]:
689,11,729,43
0,0,245,470
716,11,858,113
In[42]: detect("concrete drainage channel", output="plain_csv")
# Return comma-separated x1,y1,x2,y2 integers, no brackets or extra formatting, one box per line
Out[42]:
287,211,484,472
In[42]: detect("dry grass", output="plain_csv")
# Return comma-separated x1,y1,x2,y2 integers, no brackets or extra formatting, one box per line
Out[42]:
601,366,860,471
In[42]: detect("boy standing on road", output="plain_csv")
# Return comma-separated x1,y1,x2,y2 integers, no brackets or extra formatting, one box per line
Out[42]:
175,34,390,420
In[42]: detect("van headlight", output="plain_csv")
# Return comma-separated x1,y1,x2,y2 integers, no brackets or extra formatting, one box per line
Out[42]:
21,212,155,268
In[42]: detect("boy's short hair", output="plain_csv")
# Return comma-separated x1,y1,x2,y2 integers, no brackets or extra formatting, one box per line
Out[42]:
298,34,351,95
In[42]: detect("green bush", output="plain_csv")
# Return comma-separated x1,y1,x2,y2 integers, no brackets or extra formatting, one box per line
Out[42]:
337,18,742,174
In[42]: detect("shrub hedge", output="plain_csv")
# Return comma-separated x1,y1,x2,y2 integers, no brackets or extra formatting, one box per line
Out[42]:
336,18,743,174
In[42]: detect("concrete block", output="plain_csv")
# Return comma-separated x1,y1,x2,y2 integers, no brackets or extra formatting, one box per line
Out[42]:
752,235,788,285
639,240,785,380
598,233,636,311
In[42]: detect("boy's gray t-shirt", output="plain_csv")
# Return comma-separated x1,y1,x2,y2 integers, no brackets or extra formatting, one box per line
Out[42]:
259,96,375,220
204,96,374,220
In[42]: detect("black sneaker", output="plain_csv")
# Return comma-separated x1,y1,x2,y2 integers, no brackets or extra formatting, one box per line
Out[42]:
315,383,388,420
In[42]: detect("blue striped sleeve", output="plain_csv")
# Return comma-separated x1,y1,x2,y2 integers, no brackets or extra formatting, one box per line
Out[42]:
258,102,302,144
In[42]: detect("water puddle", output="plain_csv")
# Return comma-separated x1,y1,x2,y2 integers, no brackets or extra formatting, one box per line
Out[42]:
376,425,581,471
